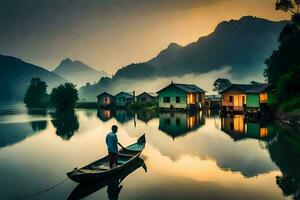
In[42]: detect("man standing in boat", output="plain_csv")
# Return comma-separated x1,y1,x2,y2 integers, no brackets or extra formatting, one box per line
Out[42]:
106,125,126,168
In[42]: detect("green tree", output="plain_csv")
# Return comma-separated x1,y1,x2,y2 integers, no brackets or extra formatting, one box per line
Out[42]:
50,83,78,112
264,1,300,110
23,78,49,108
213,78,231,92
276,0,300,15
51,111,79,140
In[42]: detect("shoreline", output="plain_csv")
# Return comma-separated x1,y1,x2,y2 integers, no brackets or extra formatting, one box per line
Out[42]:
275,111,300,127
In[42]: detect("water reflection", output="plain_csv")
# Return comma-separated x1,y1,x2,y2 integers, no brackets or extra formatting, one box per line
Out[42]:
31,120,47,132
97,109,114,122
97,109,134,124
51,111,79,140
137,111,157,123
268,125,300,200
221,115,277,142
26,108,48,116
68,158,147,200
2,106,300,200
114,109,134,124
159,111,205,139
0,122,41,148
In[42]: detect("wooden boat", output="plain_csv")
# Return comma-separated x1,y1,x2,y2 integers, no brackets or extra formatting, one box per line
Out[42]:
67,134,146,183
67,157,147,200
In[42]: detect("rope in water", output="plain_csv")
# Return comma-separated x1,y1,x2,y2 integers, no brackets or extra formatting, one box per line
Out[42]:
14,177,69,200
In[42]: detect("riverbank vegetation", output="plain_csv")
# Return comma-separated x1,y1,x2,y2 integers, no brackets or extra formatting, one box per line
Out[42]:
265,0,300,113
23,78,49,108
24,79,78,112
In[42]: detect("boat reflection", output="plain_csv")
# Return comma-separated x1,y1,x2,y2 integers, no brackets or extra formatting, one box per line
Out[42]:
68,158,147,200
159,111,205,139
221,115,276,142
51,111,79,140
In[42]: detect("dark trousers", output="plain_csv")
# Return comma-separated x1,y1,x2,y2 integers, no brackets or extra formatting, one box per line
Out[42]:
108,152,118,168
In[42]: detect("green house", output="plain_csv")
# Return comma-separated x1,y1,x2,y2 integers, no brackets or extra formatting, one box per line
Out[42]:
220,83,272,113
157,82,206,110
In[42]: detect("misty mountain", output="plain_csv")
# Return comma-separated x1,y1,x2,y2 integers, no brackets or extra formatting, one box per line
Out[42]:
79,16,287,100
0,55,67,100
136,16,287,79
53,58,109,86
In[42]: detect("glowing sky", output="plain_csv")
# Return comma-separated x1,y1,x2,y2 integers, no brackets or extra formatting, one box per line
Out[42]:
0,0,289,73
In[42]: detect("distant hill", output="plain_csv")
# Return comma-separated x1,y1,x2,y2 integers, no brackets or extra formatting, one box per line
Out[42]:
0,55,67,100
131,16,287,79
79,16,287,100
53,58,109,86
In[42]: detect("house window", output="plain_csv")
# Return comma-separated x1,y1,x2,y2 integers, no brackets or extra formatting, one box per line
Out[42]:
163,97,170,103
260,128,268,137
119,97,125,102
141,97,147,102
260,93,268,102
242,96,246,105
187,93,196,104
229,96,233,102
104,97,110,104
176,96,180,103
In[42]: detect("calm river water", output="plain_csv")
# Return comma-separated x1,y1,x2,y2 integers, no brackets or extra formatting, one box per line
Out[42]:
0,102,299,200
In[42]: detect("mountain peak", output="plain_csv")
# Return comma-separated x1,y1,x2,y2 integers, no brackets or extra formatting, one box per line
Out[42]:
60,57,73,65
167,42,182,49
53,58,109,86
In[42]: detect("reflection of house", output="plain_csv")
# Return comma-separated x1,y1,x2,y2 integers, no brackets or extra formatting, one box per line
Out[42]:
157,82,205,110
136,92,157,103
114,92,134,107
159,111,205,139
221,115,276,141
220,83,272,113
97,92,114,108
97,109,113,122
114,109,134,124
137,111,157,123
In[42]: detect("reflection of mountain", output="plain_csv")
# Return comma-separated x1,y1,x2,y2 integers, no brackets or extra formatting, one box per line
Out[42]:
221,115,277,142
137,111,157,123
0,122,43,148
159,111,205,139
68,158,146,200
51,112,79,140
268,125,300,200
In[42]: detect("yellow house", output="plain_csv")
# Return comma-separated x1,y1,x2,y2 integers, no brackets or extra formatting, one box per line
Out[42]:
219,83,272,113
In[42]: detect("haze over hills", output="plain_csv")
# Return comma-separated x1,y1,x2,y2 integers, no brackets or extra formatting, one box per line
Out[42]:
53,58,109,87
80,16,287,100
0,55,67,100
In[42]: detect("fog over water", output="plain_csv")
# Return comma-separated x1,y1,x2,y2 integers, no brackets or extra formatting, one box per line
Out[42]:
91,66,264,97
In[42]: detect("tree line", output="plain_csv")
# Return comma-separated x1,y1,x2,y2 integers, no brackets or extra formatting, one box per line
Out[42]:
24,78,78,112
